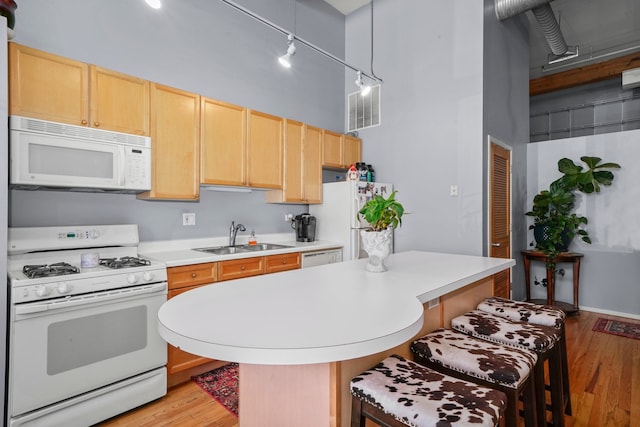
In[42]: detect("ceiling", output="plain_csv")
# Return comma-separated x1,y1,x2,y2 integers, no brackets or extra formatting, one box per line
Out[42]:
323,0,640,80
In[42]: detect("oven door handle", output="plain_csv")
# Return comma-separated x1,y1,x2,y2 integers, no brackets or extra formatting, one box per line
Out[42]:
15,282,168,316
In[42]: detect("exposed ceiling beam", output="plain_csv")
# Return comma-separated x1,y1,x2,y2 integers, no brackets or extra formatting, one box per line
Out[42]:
530,51,640,96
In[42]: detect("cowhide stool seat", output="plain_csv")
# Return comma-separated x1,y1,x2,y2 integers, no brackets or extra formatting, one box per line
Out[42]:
477,297,571,418
451,310,564,427
350,354,508,427
410,329,538,427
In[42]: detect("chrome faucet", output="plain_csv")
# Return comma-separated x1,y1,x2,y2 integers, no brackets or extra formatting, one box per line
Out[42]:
229,221,246,246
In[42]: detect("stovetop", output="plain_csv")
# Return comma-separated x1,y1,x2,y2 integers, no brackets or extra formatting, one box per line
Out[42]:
8,225,167,304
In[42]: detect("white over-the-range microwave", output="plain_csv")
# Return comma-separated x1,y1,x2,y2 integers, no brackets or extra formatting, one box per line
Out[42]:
9,116,151,193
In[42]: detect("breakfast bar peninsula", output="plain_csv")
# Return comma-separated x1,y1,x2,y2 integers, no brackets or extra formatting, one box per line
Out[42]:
158,251,514,427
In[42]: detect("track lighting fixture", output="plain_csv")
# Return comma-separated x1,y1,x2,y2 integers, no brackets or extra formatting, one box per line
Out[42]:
278,34,296,68
355,71,371,96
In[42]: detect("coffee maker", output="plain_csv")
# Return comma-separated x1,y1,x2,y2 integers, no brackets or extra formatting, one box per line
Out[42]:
291,213,316,242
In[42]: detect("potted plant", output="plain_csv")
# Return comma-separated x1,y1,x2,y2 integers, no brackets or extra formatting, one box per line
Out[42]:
526,156,621,267
358,190,404,272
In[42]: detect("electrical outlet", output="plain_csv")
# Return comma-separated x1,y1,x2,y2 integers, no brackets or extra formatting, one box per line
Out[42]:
427,298,440,309
285,213,294,221
450,185,458,197
182,213,196,226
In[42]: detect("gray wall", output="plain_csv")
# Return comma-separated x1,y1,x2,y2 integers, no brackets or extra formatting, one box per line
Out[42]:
345,0,486,256
345,0,530,277
9,0,345,241
482,0,530,299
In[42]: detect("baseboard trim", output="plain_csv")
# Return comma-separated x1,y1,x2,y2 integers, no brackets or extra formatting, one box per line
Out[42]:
580,306,640,321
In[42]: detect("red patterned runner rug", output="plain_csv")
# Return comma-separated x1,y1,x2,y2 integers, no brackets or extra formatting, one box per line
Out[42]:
193,363,239,416
592,317,640,341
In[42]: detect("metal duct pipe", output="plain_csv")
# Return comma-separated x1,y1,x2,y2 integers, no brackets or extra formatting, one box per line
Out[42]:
531,4,567,55
494,0,570,58
494,0,552,20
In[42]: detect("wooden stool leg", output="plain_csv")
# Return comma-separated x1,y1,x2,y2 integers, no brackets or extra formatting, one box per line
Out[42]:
549,347,565,427
534,361,546,427
560,326,572,415
505,389,520,427
523,378,538,427
351,397,365,427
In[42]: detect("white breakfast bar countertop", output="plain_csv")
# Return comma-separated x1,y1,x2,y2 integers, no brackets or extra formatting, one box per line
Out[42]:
158,250,515,365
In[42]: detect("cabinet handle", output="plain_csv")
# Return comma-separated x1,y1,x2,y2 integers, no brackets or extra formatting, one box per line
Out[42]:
191,273,197,278
81,119,88,125
492,243,501,247
93,122,100,127
241,266,246,271
282,260,287,264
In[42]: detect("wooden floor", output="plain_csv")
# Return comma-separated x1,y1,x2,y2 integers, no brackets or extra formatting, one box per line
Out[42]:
97,310,640,427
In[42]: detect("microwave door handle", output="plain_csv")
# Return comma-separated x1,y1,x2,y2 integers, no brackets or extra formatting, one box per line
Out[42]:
118,147,126,186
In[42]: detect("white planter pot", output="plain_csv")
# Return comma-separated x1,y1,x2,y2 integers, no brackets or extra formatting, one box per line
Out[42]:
360,228,393,272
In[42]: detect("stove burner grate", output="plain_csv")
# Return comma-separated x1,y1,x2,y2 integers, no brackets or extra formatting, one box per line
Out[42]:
23,262,81,279
99,256,151,269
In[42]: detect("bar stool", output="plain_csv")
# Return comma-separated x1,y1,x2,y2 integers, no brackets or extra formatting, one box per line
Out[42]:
477,297,571,416
411,328,538,427
451,310,563,427
350,354,508,427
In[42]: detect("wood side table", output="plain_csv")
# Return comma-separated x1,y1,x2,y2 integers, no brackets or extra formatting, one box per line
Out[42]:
521,250,584,315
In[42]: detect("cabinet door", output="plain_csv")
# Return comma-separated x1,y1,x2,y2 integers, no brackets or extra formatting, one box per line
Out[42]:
342,135,362,167
322,130,343,168
303,125,323,204
167,263,217,290
167,285,212,374
265,253,301,273
247,110,283,189
90,66,150,136
9,43,89,126
283,119,304,201
218,257,265,281
201,98,247,186
138,83,200,200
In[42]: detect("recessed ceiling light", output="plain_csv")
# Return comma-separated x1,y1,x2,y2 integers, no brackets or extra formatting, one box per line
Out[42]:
145,0,162,10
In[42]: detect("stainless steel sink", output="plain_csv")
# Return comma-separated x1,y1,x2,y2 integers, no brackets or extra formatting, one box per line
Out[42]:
240,243,292,251
193,246,251,255
193,243,292,255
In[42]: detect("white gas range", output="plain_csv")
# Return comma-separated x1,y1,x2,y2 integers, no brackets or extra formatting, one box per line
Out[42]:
7,224,168,427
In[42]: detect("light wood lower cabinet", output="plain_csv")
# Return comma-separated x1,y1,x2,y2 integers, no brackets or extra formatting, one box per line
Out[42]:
166,262,217,382
217,257,265,281
265,252,301,273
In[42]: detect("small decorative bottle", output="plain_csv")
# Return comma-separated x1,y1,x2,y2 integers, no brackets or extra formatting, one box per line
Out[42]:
248,229,257,245
347,164,359,181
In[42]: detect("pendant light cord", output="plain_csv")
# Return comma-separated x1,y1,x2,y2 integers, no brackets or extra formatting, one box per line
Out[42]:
369,0,383,83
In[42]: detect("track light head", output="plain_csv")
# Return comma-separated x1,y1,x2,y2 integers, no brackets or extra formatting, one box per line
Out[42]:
278,34,296,68
144,0,162,9
355,71,371,96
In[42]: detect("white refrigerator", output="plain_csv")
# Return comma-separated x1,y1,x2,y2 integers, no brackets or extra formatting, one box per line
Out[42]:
310,181,394,261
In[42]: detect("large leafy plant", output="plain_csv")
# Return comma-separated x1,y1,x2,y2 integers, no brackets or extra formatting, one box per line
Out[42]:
526,156,620,265
358,191,404,232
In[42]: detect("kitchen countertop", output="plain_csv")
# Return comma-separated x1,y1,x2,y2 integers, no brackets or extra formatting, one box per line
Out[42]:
158,250,515,365
139,233,342,267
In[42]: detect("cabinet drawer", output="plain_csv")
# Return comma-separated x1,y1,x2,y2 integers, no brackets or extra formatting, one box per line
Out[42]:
167,262,217,290
265,253,300,273
218,257,265,281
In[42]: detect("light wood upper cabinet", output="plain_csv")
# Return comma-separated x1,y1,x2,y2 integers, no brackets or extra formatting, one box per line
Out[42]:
9,43,149,136
201,98,247,186
247,110,283,189
322,130,343,168
9,43,89,126
90,66,150,136
342,134,362,168
265,121,322,204
322,130,362,169
138,83,200,200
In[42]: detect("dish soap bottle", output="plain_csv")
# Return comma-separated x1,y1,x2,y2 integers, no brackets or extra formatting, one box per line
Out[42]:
248,229,257,245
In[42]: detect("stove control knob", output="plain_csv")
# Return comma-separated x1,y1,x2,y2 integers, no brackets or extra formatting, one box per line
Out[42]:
127,274,139,284
90,230,101,239
35,285,50,297
142,272,154,282
57,282,72,294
